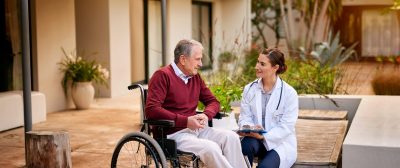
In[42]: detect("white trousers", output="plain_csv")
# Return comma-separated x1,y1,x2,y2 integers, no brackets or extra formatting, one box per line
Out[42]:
167,127,247,168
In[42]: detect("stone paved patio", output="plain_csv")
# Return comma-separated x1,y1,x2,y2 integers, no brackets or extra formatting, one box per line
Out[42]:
0,61,397,167
0,90,142,168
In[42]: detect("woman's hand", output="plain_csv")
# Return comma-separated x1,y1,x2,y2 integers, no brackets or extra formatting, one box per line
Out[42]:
242,132,264,140
238,124,265,140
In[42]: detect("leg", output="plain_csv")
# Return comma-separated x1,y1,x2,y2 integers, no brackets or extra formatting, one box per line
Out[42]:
167,129,233,168
199,127,248,168
257,150,280,168
241,136,264,167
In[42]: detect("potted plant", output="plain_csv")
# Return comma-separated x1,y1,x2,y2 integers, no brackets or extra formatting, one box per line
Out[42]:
58,49,109,109
199,73,243,130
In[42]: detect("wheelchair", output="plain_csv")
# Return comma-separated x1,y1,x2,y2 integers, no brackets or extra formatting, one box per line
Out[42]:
111,84,222,168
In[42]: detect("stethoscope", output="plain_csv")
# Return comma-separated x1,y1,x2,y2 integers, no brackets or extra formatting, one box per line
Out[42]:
243,77,283,111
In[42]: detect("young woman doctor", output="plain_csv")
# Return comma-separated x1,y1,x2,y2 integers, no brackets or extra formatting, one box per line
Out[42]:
238,48,298,168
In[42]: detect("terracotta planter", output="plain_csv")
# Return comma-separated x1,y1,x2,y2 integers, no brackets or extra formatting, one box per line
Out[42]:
71,82,94,110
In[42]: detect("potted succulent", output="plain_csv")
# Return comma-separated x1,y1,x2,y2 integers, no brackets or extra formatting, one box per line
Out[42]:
58,49,109,109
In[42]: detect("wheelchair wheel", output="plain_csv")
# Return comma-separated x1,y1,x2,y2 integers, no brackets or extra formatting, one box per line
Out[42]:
111,132,167,168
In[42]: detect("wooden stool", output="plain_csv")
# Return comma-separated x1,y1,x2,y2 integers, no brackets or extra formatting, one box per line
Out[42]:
26,131,72,168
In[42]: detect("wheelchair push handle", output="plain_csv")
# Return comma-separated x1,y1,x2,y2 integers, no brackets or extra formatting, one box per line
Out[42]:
128,84,147,114
128,84,143,90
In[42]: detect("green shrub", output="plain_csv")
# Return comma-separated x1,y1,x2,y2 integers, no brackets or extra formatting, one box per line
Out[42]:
240,48,259,85
199,73,243,113
218,51,236,64
281,59,341,94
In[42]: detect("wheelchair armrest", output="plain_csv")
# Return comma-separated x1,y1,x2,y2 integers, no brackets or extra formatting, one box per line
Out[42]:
196,110,223,119
213,112,223,119
195,111,224,127
144,119,175,127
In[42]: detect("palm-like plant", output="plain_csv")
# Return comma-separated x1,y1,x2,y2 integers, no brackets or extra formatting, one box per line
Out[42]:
278,0,343,56
299,31,357,68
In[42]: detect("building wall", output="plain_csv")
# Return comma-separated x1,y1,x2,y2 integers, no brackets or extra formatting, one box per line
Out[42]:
342,0,393,6
212,0,251,69
163,0,251,68
29,0,251,112
166,0,192,64
109,0,131,97
218,0,251,50
338,0,398,57
130,0,145,83
75,0,110,98
75,0,131,98
147,0,162,79
32,0,76,112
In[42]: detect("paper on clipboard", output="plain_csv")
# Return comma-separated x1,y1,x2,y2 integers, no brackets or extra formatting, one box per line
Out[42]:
236,125,267,133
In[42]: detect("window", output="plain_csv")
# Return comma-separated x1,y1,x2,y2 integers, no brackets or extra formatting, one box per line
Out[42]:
0,0,23,91
362,9,400,57
192,1,212,69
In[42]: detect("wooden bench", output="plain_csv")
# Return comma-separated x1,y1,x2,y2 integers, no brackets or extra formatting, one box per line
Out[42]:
298,109,348,120
232,107,348,168
294,118,348,168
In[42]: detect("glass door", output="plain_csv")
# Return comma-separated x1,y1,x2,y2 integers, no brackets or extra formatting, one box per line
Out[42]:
0,0,23,92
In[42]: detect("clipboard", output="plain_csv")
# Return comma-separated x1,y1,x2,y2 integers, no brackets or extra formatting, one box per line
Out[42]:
237,129,267,133
236,125,267,133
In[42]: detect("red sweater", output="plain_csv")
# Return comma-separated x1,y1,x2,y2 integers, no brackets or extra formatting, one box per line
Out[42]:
145,65,220,135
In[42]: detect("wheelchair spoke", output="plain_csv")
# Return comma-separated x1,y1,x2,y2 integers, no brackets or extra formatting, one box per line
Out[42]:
114,137,163,168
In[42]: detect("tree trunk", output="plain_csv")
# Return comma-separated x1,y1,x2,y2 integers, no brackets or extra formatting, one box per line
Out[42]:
26,131,72,168
314,0,330,43
305,0,319,54
279,0,293,54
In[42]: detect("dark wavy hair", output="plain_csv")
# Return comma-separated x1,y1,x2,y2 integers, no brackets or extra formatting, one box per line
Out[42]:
261,48,287,74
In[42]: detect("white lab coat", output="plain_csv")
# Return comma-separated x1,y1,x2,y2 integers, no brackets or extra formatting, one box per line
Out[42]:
238,77,298,168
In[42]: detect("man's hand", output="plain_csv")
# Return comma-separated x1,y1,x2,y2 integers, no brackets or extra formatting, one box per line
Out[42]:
195,113,208,126
187,115,204,130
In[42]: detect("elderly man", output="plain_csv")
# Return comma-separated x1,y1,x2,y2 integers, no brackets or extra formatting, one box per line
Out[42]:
145,39,247,168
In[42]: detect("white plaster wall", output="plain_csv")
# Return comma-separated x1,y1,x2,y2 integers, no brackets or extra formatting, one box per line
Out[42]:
130,0,145,83
148,1,162,79
221,0,251,50
213,0,223,64
163,0,251,70
109,0,131,97
213,0,251,69
75,0,111,97
33,0,76,112
167,0,192,64
75,0,131,98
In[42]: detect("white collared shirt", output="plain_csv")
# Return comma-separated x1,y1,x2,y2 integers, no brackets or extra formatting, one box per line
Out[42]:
171,62,192,84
